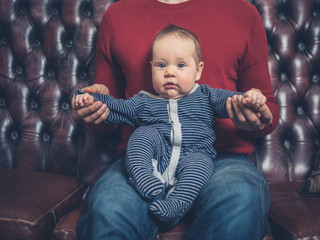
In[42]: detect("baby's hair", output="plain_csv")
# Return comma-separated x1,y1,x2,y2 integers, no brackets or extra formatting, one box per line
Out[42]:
152,24,202,64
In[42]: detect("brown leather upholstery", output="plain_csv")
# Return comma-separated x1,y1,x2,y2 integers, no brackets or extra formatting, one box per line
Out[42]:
0,168,84,240
0,0,319,240
251,0,320,183
268,182,320,239
0,0,117,239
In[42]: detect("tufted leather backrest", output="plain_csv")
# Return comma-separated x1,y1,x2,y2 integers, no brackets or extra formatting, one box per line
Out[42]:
250,0,320,182
0,0,118,183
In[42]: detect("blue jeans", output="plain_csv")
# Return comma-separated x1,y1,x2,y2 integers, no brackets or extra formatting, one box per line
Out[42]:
77,153,270,240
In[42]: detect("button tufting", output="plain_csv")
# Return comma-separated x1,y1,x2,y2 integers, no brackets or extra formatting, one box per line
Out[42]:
1,37,8,45
298,42,306,51
0,99,5,107
43,133,50,142
62,102,69,110
48,70,55,78
20,8,27,14
280,73,288,82
16,67,23,75
284,140,290,149
33,39,41,47
312,75,319,83
297,106,304,115
66,40,73,48
80,72,87,79
52,8,59,15
279,13,287,21
11,131,18,140
85,9,92,17
31,100,38,109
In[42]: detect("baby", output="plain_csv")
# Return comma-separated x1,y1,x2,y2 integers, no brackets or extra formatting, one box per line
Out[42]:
74,24,267,228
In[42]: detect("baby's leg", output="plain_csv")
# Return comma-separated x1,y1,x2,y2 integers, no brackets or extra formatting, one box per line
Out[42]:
126,126,165,199
149,152,214,227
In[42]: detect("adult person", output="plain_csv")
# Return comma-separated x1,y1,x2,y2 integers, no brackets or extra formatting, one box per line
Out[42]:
73,0,279,239
74,24,269,228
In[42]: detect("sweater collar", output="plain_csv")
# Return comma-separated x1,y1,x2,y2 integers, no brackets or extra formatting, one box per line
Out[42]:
142,0,198,10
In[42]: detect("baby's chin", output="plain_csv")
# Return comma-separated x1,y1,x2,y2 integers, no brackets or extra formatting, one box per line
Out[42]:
158,90,187,99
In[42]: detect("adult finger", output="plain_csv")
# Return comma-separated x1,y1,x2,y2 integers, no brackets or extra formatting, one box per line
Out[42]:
83,84,110,95
226,97,234,119
93,107,110,124
77,101,109,123
231,95,247,122
257,104,273,125
71,94,78,109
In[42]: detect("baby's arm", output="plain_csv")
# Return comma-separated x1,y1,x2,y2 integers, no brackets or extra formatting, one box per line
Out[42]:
242,88,267,110
74,89,141,126
74,90,95,108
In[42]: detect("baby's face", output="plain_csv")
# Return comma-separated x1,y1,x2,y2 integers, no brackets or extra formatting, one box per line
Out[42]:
151,35,204,99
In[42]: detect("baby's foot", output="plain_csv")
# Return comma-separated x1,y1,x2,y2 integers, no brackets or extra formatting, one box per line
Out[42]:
128,170,164,199
149,199,189,227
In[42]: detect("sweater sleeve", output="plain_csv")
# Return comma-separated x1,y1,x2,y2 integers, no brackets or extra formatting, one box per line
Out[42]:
95,9,126,99
236,5,279,138
88,6,127,134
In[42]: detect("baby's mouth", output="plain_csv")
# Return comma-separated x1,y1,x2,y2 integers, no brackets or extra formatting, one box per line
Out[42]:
164,82,177,88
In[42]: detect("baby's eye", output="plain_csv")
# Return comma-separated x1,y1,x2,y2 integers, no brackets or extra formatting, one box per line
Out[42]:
156,63,166,68
177,63,185,68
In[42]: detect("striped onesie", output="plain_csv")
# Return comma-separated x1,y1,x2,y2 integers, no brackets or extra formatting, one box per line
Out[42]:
76,83,243,227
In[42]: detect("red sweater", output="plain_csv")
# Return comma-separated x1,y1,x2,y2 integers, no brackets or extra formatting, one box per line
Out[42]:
94,0,279,155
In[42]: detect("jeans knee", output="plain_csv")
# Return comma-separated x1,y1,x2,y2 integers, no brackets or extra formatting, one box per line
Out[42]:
186,155,270,240
232,179,269,214
198,167,270,215
78,157,159,240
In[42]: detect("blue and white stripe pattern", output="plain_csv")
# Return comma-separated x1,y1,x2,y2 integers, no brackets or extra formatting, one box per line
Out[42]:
83,83,243,226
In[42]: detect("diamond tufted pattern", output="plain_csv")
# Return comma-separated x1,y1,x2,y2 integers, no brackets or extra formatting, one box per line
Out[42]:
249,1,320,239
0,1,118,239
251,0,320,183
0,0,117,179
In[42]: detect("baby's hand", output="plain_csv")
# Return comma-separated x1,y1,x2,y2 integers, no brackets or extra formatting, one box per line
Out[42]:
75,92,95,108
242,88,266,109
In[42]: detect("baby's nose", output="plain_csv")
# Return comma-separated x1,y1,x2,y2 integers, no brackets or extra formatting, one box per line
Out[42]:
164,67,176,78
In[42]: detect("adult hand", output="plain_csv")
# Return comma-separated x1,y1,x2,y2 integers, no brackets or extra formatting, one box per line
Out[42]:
226,94,273,131
72,84,110,124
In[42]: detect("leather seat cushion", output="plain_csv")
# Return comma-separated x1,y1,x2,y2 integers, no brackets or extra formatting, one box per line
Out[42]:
0,168,85,240
52,202,85,240
269,182,320,239
52,201,191,240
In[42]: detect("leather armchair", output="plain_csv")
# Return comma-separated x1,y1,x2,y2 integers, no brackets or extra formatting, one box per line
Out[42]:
0,0,319,240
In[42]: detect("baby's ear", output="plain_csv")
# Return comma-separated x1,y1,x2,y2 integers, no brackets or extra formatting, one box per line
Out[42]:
196,61,204,81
